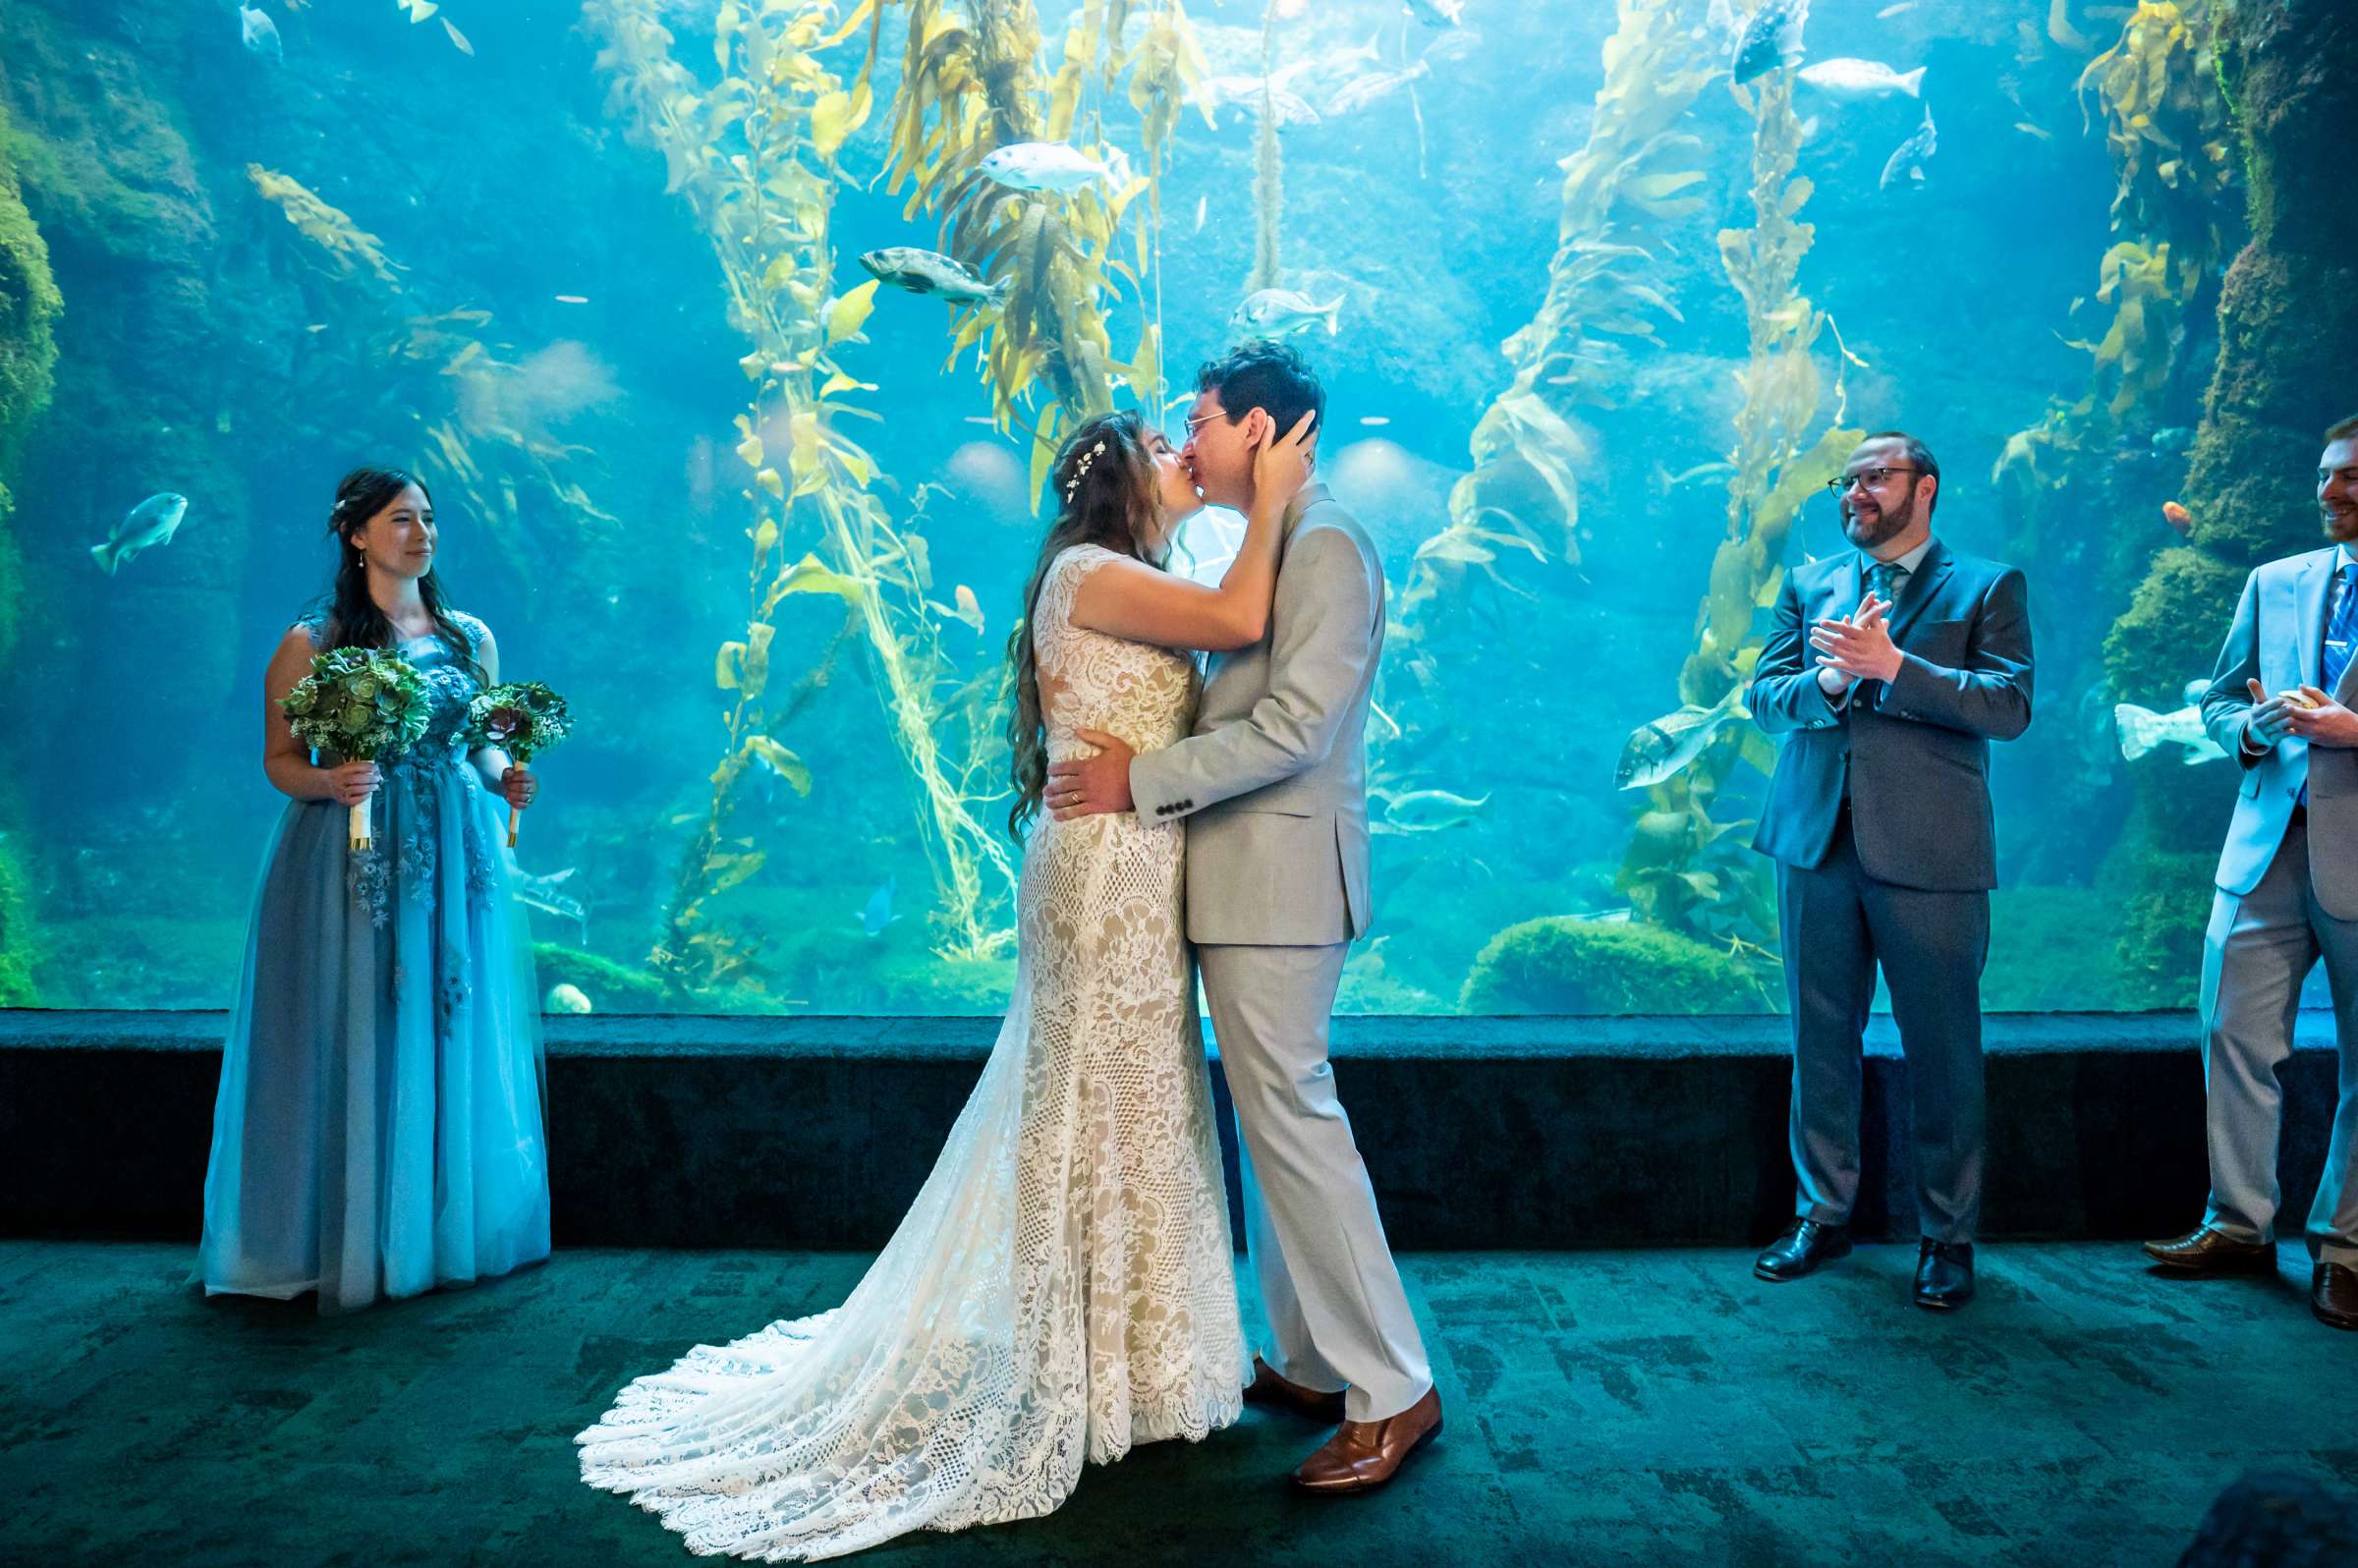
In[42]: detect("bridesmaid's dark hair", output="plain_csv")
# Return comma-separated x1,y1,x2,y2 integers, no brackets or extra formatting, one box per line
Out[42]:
320,466,481,680
1003,410,1166,842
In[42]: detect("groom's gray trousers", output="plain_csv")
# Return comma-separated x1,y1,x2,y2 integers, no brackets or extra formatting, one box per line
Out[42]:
1198,942,1432,1422
1126,485,1432,1423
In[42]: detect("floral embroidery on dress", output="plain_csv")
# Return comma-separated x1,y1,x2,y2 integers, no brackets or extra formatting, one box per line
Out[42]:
317,613,509,924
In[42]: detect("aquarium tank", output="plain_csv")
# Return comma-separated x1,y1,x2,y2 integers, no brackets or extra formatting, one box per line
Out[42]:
0,0,2344,1017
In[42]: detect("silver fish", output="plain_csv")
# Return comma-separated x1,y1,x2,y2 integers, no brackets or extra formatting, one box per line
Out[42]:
1325,60,1430,118
1193,194,1207,234
1796,57,1923,98
1879,104,1937,190
1195,75,1322,127
1729,0,1809,84
1615,686,1748,790
2152,425,2197,455
514,868,589,936
1232,288,1342,339
1372,788,1490,835
978,141,1129,195
860,875,901,937
240,4,282,60
858,247,1008,308
1422,27,1483,64
2116,680,2225,765
91,492,189,575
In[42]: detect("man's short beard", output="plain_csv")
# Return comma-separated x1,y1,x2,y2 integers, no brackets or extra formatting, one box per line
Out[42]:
1846,492,1917,550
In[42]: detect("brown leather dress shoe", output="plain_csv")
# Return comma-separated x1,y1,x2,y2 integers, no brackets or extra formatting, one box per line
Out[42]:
1243,1356,1346,1423
2144,1227,2276,1274
2315,1262,2358,1330
1291,1385,1442,1495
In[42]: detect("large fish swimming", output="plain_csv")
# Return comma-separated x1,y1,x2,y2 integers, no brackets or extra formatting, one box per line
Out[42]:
858,247,1008,308
1372,788,1491,835
978,141,1130,196
1325,60,1430,118
1194,75,1323,128
1796,57,1923,99
1729,0,1809,83
91,492,189,575
1403,0,1463,27
1879,104,1938,190
2115,681,2226,765
1232,288,1343,339
239,4,282,60
859,875,902,937
1616,685,1749,791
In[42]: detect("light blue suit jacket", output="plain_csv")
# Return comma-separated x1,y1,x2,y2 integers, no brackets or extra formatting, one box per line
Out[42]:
2201,546,2358,918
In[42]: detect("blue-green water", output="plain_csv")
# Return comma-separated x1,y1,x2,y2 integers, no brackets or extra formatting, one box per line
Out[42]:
0,0,2293,1014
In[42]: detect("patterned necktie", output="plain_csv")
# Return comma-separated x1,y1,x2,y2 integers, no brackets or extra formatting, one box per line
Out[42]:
1864,559,1906,611
2325,561,2358,698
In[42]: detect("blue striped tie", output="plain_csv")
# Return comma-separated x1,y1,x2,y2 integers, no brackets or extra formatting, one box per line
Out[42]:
2325,561,2358,698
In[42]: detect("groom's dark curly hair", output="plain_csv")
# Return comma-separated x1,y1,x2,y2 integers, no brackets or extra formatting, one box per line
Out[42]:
1196,338,1324,440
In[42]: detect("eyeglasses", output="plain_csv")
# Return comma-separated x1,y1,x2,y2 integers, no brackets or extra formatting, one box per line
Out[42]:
1179,411,1226,439
1826,466,1922,496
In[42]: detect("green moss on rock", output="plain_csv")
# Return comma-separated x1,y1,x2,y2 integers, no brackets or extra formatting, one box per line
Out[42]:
533,943,668,1012
0,831,34,1006
1459,917,1770,1015
2103,545,2245,705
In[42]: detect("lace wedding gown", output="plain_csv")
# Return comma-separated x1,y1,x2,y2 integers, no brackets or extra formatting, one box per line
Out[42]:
579,544,1245,1559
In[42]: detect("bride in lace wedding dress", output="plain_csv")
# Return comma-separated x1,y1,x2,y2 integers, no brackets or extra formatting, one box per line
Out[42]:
578,407,1315,1560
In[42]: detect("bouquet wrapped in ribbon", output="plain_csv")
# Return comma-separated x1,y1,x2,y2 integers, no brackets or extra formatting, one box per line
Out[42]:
463,682,571,847
279,647,431,852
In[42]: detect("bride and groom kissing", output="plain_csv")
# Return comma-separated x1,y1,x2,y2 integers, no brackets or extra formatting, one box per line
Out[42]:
577,339,1440,1560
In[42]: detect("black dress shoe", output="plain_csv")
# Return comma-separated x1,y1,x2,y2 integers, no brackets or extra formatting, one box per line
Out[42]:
2144,1227,2275,1274
1755,1220,1853,1282
1243,1356,1347,1423
1915,1240,1975,1311
2315,1263,2358,1330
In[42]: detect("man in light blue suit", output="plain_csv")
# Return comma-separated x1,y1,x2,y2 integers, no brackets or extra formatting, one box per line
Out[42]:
2145,414,2358,1333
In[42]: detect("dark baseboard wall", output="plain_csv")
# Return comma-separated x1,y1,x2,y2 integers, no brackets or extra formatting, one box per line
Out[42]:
0,1010,2337,1250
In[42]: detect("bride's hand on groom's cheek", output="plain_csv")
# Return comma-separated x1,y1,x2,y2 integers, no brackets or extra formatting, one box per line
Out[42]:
1045,729,1135,820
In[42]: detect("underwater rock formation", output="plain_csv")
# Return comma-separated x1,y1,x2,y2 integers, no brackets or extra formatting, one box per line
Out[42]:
1459,915,1768,1015
0,102,61,1004
2101,0,2358,1002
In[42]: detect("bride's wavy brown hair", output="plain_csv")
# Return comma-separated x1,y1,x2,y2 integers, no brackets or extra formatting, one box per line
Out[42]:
1004,409,1167,842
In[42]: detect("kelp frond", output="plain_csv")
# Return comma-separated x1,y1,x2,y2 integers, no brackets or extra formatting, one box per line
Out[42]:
589,0,1018,981
248,167,608,585
845,0,1196,498
1994,0,2230,566
247,165,403,285
1388,0,1714,696
1618,70,1857,943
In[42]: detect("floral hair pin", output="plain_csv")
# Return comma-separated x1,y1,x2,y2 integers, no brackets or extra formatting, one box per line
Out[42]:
1063,439,1107,499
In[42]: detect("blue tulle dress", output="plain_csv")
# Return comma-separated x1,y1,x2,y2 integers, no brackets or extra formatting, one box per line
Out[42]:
196,607,549,1313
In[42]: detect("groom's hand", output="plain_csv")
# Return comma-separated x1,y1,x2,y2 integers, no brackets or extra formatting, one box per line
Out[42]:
1046,729,1134,820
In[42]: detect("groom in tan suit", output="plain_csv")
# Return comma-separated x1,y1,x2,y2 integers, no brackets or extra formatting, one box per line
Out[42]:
1047,340,1441,1492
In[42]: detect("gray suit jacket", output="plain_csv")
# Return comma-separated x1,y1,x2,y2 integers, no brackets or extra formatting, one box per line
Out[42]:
1129,483,1381,946
2201,547,2358,918
1749,538,2034,891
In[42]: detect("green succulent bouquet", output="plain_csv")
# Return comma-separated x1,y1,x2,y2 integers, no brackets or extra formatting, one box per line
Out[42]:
280,647,432,852
463,682,572,846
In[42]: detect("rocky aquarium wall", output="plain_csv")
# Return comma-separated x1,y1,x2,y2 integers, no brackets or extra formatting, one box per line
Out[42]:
0,0,2351,1016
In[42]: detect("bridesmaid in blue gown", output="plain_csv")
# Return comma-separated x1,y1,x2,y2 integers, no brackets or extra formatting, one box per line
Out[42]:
196,466,551,1313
